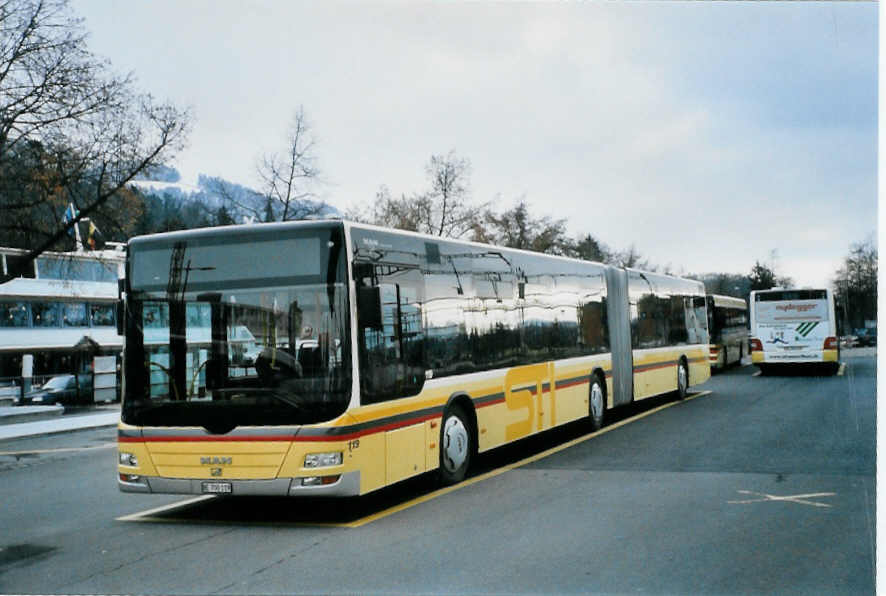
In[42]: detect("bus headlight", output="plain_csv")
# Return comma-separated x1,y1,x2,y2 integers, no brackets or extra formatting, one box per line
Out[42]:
304,452,342,468
119,452,138,467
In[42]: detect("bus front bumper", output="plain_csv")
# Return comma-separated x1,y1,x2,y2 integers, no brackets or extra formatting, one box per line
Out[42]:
118,470,361,497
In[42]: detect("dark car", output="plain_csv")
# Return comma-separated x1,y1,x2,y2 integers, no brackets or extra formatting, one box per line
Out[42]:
18,374,91,406
854,328,877,347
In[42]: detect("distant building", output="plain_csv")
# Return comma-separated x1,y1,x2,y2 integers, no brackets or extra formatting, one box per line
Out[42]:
0,245,124,381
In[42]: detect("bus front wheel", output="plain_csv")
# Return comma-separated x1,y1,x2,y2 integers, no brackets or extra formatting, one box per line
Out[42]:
439,404,472,485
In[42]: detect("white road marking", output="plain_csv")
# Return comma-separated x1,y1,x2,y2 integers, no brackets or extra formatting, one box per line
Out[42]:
116,495,216,522
728,489,836,508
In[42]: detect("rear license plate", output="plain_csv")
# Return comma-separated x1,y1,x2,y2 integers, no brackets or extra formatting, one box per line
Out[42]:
202,482,232,494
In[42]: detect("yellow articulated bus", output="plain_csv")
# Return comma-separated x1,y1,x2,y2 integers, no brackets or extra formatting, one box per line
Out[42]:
118,221,710,497
749,288,839,375
706,294,748,370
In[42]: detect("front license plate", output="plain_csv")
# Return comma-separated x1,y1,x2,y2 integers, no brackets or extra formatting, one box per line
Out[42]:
202,481,232,494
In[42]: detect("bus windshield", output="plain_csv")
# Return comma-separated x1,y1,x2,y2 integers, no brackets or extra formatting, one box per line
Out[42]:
122,225,351,432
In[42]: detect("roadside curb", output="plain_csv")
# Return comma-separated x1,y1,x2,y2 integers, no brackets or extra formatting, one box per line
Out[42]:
0,412,119,442
0,405,65,425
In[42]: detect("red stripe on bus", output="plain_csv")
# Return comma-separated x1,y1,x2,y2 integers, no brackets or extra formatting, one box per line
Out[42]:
477,396,505,409
557,378,589,391
293,413,442,442
633,362,676,373
118,435,297,443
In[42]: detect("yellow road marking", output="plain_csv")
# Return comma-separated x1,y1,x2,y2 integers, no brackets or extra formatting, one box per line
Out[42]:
117,390,714,528
0,443,116,456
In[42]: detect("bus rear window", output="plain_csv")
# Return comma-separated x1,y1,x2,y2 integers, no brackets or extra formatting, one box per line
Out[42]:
756,290,827,302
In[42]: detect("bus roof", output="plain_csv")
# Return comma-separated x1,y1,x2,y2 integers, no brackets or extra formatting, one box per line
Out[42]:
346,220,705,292
128,219,344,249
708,294,747,310
750,288,829,301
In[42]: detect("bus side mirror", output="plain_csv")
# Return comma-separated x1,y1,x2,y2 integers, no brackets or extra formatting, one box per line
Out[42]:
357,286,383,330
116,278,125,335
116,300,124,336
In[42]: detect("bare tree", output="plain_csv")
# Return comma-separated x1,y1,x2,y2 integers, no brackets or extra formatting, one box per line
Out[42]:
0,0,190,281
256,106,328,221
833,235,877,331
349,150,484,238
567,233,610,263
609,244,655,270
200,175,267,224
748,250,793,291
423,150,480,238
476,198,572,255
346,185,429,232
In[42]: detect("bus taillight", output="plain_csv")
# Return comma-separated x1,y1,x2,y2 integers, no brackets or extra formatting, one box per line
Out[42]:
749,338,763,352
823,336,838,350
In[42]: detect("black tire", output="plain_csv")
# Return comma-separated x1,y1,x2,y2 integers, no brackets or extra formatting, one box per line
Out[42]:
588,374,605,432
676,360,689,400
439,404,473,485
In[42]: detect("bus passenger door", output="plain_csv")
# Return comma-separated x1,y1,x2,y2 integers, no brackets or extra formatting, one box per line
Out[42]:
605,268,634,406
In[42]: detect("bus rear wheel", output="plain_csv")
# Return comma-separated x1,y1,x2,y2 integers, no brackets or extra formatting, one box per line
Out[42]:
589,374,605,431
676,360,689,400
439,404,472,485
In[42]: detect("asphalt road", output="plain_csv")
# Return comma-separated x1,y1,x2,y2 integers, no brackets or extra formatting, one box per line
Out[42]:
0,352,876,594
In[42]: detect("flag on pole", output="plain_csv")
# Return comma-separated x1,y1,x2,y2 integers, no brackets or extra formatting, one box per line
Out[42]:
62,203,79,238
86,219,104,250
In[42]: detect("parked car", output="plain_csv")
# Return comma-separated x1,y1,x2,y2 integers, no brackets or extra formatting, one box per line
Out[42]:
854,328,877,347
18,374,92,406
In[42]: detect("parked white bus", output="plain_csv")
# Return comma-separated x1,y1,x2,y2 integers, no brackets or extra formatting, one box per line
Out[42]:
749,288,839,374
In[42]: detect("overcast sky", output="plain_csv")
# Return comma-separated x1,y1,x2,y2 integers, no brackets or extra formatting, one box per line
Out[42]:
72,1,877,289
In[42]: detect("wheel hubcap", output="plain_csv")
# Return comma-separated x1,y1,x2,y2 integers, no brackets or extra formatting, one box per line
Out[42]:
678,365,687,393
442,416,468,472
590,383,604,421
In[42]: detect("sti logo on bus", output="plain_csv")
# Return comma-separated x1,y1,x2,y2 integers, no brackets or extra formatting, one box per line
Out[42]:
200,457,232,466
505,362,557,442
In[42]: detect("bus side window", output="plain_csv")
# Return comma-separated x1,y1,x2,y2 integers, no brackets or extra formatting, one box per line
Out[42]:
668,295,689,345
356,268,425,404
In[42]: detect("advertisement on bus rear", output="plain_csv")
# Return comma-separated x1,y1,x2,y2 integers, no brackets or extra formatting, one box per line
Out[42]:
755,300,828,324
755,299,829,360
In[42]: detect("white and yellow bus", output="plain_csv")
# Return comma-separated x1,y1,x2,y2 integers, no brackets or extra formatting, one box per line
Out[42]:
706,294,748,370
118,221,710,497
749,288,839,375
